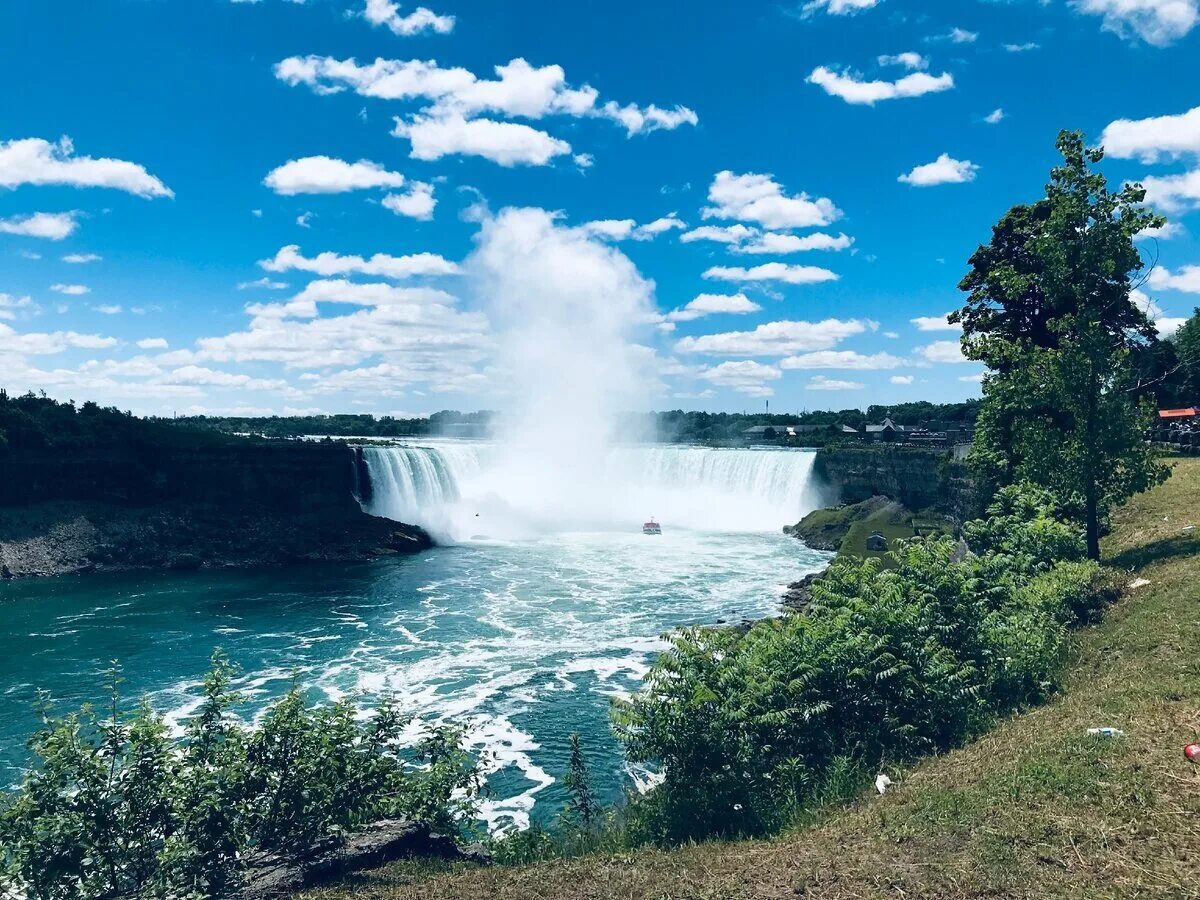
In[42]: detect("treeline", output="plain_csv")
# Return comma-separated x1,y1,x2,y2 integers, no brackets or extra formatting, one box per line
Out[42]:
0,390,233,455
165,409,494,439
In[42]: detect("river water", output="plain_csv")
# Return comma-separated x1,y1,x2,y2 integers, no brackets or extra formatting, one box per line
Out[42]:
0,443,828,831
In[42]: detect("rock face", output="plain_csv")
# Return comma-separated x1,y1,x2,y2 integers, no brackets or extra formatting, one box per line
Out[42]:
235,819,490,900
812,445,979,519
0,442,432,578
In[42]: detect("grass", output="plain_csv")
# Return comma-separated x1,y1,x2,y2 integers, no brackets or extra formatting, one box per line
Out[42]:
304,458,1200,900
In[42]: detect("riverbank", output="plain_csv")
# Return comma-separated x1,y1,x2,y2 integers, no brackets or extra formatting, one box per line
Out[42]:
301,457,1200,899
0,441,431,578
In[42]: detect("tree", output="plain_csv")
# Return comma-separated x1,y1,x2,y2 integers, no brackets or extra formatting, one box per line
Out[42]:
951,130,1169,559
560,733,600,834
1173,309,1200,401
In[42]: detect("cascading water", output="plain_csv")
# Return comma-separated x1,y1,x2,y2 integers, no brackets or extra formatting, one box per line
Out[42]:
362,442,823,540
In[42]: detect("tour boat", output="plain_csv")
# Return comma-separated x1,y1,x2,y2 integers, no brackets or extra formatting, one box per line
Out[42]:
642,518,662,535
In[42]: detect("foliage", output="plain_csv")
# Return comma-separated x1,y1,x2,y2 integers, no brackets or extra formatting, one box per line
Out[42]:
561,733,601,835
951,131,1170,558
614,485,1120,845
0,653,482,900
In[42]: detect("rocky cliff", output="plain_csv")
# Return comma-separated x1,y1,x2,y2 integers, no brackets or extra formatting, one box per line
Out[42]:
811,445,979,519
0,442,431,578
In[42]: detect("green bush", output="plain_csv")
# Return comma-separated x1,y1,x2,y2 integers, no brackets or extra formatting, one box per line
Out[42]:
0,654,482,900
614,483,1121,845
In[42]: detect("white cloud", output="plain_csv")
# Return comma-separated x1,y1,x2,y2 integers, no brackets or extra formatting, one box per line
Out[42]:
0,322,117,354
237,277,290,290
802,0,881,14
50,283,90,295
1004,41,1041,51
675,318,872,355
807,66,955,105
0,294,35,321
394,115,572,166
910,312,961,331
703,262,839,285
1135,221,1182,241
581,215,686,242
899,154,979,186
703,171,841,229
1157,316,1187,337
985,107,1005,124
1149,264,1200,292
0,211,80,240
806,375,865,390
1071,0,1198,46
63,253,102,264
665,292,761,322
296,212,314,228
890,375,914,384
362,0,454,35
382,182,436,219
92,304,122,315
1142,168,1200,212
878,52,928,70
276,55,697,138
779,350,905,369
734,231,854,254
698,360,782,396
263,156,407,194
947,27,979,43
137,337,169,349
680,223,759,245
959,372,985,383
260,244,460,280
1102,105,1200,162
0,137,173,198
917,339,969,363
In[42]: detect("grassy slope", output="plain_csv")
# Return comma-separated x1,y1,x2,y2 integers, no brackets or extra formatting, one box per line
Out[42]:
309,459,1200,900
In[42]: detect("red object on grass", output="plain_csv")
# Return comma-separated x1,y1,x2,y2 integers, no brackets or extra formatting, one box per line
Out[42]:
1185,743,1200,762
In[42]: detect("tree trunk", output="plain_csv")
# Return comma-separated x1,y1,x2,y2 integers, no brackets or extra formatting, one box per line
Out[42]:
1085,483,1101,561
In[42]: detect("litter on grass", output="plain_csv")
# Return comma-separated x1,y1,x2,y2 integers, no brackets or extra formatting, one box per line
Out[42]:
1087,727,1125,738
875,774,893,795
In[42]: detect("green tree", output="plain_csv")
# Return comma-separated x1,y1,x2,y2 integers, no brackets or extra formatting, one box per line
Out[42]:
561,733,600,834
1172,309,1200,401
951,130,1169,559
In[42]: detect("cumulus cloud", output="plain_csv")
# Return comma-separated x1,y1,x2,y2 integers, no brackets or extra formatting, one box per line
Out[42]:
1071,0,1198,46
382,182,436,219
1004,41,1041,51
806,375,865,390
0,294,36,321
807,66,954,105
665,292,761,322
0,322,117,353
260,244,461,280
698,360,782,397
137,337,169,349
1102,104,1200,162
1142,168,1200,212
393,115,572,166
0,211,80,240
802,0,881,14
878,52,928,70
0,137,173,198
917,339,969,363
63,253,102,264
779,350,906,369
899,154,979,186
93,304,122,315
890,375,914,384
275,55,697,160
985,108,1005,124
50,283,90,295
1149,264,1200,292
263,156,407,194
238,277,290,290
362,0,454,35
1135,221,1183,241
703,262,839,285
675,318,872,355
734,231,854,254
580,215,686,242
911,312,961,331
703,171,841,229
680,224,759,245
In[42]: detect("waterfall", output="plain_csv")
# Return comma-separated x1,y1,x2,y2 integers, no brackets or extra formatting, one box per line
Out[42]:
362,442,822,541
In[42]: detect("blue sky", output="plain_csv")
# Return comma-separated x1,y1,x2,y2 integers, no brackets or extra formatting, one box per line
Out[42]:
1,0,1199,417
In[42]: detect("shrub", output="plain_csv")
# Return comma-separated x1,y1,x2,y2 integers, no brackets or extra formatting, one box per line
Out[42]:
614,485,1118,845
0,654,482,900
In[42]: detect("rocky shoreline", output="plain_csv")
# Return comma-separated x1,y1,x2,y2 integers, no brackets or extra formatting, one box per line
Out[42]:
0,501,431,579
